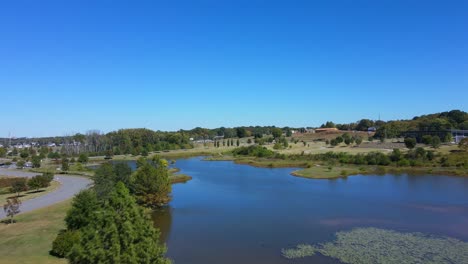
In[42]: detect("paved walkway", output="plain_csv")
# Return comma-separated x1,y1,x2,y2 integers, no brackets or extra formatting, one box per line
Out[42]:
0,169,91,219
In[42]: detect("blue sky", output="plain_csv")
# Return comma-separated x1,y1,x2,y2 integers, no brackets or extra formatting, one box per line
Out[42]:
1,0,467,137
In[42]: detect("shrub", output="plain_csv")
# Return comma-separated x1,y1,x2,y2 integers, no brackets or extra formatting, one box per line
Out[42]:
397,159,410,167
51,230,80,258
404,138,417,149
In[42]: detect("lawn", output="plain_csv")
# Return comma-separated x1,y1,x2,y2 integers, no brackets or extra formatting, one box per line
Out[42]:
0,200,70,264
0,180,61,204
291,165,364,179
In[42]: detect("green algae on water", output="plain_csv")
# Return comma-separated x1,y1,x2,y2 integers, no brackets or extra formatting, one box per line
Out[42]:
282,227,468,264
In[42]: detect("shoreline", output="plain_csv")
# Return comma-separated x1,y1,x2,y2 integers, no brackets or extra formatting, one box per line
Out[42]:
204,154,468,179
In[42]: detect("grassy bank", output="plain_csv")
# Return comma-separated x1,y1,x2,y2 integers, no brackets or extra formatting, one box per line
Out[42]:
0,200,70,264
206,153,467,179
170,174,192,184
0,180,61,203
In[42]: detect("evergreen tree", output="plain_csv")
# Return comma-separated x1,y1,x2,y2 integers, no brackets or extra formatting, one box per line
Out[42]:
68,183,170,264
132,157,172,208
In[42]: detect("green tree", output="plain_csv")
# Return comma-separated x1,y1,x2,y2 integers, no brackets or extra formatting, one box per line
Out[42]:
404,138,417,149
19,150,29,159
271,128,283,139
355,137,363,146
28,176,42,192
65,189,100,230
132,157,172,208
10,178,28,197
421,135,433,145
93,163,119,199
48,152,61,160
236,139,240,147
62,158,70,172
344,137,352,146
31,155,41,168
459,138,468,152
51,230,81,258
236,127,247,138
28,173,53,192
431,136,441,149
78,153,89,163
321,121,336,128
68,183,170,264
16,160,25,169
0,147,6,158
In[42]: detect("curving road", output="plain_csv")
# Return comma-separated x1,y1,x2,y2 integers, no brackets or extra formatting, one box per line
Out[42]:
0,169,91,219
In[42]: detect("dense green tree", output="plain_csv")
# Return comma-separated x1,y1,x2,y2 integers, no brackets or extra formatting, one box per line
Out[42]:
65,189,100,230
355,137,363,146
344,137,352,146
93,163,119,199
236,139,240,147
78,153,89,163
28,176,42,192
459,138,468,152
404,138,417,149
31,155,41,168
132,157,172,208
48,152,61,160
431,136,441,149
19,150,29,159
356,119,374,131
28,173,53,192
0,147,6,158
321,121,336,128
236,127,247,138
421,135,433,145
16,160,25,169
67,183,170,264
51,230,81,258
271,128,283,139
390,149,402,162
113,162,133,188
62,158,70,172
10,178,28,197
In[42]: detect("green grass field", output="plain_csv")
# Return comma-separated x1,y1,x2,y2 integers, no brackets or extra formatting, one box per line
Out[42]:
0,200,70,264
0,180,61,204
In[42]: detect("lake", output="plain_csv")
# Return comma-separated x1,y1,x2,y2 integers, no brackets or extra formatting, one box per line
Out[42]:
148,157,468,264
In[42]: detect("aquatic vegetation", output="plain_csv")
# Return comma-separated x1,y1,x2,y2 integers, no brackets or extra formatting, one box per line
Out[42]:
281,244,317,259
282,227,468,264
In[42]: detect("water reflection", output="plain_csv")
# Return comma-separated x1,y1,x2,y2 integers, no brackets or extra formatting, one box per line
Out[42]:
134,157,468,264
151,207,172,245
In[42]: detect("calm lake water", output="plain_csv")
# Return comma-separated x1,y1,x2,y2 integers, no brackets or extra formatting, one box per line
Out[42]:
144,157,468,264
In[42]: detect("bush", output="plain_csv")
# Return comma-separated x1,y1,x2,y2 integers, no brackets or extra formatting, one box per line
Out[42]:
397,159,410,167
78,153,89,163
51,230,80,258
404,137,417,149
232,145,275,158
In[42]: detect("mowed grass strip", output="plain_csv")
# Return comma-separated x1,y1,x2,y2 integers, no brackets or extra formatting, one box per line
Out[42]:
0,200,70,264
0,180,61,204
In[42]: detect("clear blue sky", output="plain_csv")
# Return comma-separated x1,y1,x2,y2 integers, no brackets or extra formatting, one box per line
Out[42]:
1,0,467,137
